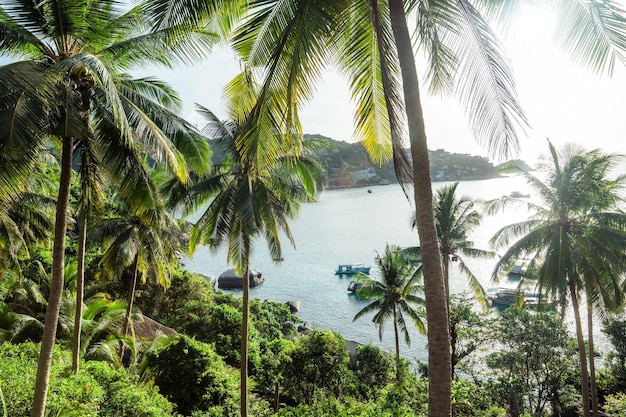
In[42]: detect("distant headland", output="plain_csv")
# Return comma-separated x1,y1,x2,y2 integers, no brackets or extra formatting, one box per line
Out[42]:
303,134,532,189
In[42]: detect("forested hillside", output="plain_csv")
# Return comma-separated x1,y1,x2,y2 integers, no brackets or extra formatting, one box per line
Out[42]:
303,134,503,188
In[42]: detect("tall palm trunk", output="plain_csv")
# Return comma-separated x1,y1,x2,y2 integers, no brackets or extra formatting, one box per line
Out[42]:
120,256,139,362
587,302,598,417
388,0,451,415
72,214,87,374
240,261,250,417
31,136,73,417
443,253,450,304
569,280,590,417
393,305,401,382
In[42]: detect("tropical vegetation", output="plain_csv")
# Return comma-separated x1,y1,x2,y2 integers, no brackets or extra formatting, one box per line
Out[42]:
166,70,324,416
1,0,626,416
353,243,426,381
489,142,626,417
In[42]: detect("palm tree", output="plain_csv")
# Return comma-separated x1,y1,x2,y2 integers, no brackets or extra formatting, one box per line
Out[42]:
412,182,495,307
0,2,221,414
353,243,426,382
93,200,185,363
232,1,626,412
0,191,54,278
168,71,323,417
489,141,626,417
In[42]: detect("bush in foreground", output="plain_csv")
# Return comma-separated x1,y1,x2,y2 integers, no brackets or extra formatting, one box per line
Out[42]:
0,342,173,416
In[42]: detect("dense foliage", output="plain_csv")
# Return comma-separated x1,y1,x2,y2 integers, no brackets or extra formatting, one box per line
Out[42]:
0,343,173,417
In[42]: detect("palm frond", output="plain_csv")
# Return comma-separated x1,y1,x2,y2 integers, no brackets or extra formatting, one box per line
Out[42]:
553,0,626,76
447,0,528,159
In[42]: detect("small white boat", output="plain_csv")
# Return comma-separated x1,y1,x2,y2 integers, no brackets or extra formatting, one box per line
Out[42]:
488,287,554,308
335,263,371,275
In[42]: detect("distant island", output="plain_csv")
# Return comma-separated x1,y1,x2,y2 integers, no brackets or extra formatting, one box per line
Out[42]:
304,134,531,189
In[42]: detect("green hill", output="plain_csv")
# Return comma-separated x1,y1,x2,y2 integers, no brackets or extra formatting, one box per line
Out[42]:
304,134,505,188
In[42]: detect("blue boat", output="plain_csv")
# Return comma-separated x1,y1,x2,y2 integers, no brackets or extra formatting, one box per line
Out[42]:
508,258,530,277
335,263,371,275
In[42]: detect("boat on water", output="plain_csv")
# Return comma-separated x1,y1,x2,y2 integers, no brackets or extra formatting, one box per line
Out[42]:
335,263,371,275
347,280,363,292
488,287,554,308
509,190,530,198
508,263,527,277
507,258,530,277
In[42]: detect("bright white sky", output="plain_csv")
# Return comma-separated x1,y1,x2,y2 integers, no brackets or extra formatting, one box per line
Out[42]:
151,6,626,166
2,5,623,166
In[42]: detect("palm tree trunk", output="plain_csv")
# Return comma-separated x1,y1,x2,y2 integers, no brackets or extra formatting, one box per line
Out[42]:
393,306,401,382
72,214,87,374
443,252,453,381
443,253,450,305
388,1,451,415
120,256,139,363
587,301,598,417
240,263,250,417
31,136,73,417
569,280,590,417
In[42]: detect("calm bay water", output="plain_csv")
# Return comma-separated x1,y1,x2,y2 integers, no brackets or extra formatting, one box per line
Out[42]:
182,175,598,364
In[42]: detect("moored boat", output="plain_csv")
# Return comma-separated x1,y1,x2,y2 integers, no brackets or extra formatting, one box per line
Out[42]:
507,258,531,277
488,287,554,309
509,191,530,198
335,263,371,275
347,280,363,292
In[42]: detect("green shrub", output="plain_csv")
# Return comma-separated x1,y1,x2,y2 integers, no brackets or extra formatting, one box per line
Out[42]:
353,344,394,400
604,392,626,415
84,361,174,417
282,330,352,405
141,336,237,416
0,342,173,417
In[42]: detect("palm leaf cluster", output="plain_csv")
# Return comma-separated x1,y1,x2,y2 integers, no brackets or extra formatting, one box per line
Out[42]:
0,1,223,415
167,69,324,416
490,141,626,417
353,243,425,381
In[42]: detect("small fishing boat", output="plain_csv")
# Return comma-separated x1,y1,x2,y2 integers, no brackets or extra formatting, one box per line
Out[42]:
508,258,530,277
335,263,371,275
347,280,363,292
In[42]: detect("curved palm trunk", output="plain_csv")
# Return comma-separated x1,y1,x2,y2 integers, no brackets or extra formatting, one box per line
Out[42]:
388,0,451,415
31,136,73,417
240,262,250,417
120,256,139,363
72,214,87,374
587,302,598,417
569,280,590,417
393,306,401,382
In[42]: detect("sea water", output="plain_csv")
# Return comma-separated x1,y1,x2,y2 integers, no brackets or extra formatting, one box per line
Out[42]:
182,175,605,364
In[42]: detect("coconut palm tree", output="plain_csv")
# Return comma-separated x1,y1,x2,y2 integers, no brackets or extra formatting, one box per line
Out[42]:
412,182,496,307
168,71,323,417
353,243,426,382
0,1,223,414
0,191,54,278
93,199,185,363
489,141,626,417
